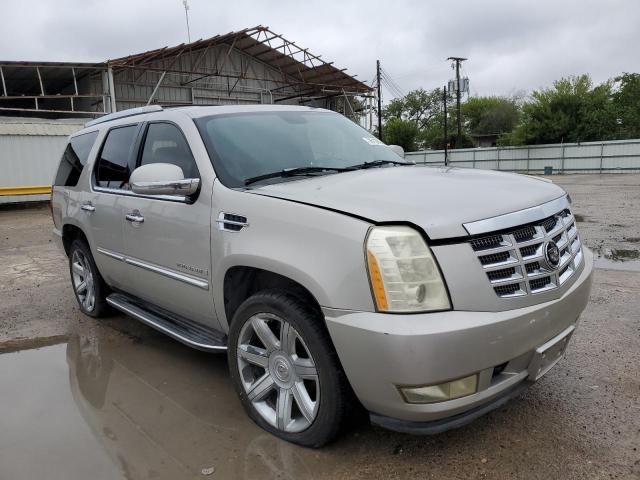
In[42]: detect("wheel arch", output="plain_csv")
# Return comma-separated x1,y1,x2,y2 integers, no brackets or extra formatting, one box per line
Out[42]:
62,223,90,256
221,264,325,332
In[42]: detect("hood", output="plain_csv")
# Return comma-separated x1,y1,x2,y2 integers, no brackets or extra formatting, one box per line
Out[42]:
249,166,566,239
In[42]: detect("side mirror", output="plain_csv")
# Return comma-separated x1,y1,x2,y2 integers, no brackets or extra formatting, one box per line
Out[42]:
389,145,405,158
130,163,199,197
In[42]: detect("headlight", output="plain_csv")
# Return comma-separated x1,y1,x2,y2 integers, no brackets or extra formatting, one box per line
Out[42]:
365,226,450,312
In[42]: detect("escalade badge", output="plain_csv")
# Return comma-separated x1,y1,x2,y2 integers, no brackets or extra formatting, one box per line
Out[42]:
177,263,208,276
543,241,561,270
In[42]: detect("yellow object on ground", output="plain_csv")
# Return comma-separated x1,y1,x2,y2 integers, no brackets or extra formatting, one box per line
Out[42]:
0,185,52,196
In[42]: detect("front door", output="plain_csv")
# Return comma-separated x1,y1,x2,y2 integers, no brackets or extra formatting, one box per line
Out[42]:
118,121,217,328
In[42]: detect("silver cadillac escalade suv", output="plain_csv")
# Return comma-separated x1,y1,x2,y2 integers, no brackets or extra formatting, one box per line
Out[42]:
51,104,593,447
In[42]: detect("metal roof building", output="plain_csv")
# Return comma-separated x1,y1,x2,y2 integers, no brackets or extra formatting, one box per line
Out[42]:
0,26,373,122
0,26,374,203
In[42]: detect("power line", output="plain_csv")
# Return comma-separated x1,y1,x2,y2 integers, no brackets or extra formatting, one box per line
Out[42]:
379,67,406,98
380,75,404,99
374,60,408,138
381,77,404,99
380,70,403,94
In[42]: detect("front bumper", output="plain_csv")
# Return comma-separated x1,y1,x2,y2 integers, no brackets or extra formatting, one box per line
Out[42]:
324,247,593,428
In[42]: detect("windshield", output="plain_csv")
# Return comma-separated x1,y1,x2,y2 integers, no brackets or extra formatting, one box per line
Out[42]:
195,110,406,187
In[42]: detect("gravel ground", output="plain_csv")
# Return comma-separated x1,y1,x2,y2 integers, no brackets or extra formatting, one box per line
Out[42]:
0,174,638,480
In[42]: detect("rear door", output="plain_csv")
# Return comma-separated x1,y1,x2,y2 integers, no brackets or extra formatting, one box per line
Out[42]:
85,124,141,290
118,121,217,327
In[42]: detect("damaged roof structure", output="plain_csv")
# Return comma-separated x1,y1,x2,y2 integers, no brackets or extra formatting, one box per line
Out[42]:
0,26,374,126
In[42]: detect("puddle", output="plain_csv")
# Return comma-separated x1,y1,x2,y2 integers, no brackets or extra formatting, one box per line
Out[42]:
0,333,342,480
594,248,640,272
0,334,69,354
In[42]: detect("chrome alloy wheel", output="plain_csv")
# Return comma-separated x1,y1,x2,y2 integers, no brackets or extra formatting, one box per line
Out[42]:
71,249,95,312
237,313,320,433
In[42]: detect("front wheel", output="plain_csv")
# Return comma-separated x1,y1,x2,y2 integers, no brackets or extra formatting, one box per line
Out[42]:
228,291,351,447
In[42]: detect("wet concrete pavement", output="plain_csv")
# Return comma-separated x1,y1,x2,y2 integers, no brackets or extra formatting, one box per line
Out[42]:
1,174,639,479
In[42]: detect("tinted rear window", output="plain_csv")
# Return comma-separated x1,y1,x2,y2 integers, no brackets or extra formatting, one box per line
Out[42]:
95,125,139,189
53,131,99,187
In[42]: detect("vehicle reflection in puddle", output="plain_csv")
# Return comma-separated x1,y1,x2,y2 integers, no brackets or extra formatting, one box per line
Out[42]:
0,329,335,480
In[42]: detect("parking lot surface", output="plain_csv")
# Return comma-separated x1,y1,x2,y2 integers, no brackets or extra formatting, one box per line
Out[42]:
1,174,639,479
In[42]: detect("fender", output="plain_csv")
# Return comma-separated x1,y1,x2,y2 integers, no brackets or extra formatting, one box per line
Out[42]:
211,182,376,329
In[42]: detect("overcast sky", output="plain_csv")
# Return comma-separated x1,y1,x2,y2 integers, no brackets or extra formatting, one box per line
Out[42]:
2,0,639,101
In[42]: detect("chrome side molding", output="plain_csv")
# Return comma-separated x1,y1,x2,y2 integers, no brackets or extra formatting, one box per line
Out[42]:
96,247,209,290
92,186,191,203
96,247,124,261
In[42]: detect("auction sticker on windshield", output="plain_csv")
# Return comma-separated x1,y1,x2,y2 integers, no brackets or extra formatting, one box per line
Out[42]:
362,136,385,146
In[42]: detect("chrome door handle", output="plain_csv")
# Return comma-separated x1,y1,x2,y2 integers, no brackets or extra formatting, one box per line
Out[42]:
81,202,95,212
125,211,144,223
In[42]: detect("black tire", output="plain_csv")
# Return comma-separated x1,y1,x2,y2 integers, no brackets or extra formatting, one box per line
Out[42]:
68,239,111,318
228,290,352,447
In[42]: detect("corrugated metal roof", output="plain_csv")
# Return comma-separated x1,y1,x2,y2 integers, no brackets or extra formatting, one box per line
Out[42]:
110,26,372,94
0,121,85,136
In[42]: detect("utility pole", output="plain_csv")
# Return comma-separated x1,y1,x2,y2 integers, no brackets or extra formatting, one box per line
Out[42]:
376,59,382,140
443,84,448,166
447,56,467,147
182,0,191,43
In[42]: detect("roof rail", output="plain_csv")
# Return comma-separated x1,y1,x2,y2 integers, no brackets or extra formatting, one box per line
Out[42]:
85,105,163,127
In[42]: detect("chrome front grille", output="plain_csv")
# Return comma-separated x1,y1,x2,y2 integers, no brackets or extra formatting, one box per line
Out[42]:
470,208,583,298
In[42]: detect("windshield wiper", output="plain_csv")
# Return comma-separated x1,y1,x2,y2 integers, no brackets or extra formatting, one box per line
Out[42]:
349,159,413,169
244,166,355,186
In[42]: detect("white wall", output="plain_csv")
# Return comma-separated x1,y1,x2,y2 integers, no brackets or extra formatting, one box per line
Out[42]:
405,139,640,174
0,119,85,204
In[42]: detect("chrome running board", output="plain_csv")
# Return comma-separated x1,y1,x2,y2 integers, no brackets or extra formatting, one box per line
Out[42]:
106,293,227,352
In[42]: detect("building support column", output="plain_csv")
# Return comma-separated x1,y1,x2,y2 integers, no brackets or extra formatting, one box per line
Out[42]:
147,71,167,105
0,67,7,96
107,65,117,113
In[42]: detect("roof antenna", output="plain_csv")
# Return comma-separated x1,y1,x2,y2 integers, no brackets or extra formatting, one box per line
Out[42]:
182,0,191,43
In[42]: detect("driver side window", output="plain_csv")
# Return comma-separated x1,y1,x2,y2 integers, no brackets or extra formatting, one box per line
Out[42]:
139,123,199,179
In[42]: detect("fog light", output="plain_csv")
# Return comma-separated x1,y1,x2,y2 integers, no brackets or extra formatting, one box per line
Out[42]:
400,374,479,404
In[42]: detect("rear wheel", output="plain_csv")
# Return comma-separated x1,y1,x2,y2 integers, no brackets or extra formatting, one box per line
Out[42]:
68,239,110,317
228,291,351,447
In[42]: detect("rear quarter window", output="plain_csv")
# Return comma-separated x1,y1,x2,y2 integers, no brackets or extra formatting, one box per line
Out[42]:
53,131,99,187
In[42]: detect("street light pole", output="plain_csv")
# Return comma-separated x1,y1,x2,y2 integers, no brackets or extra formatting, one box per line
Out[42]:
376,59,382,140
447,56,467,147
182,0,191,43
443,84,448,166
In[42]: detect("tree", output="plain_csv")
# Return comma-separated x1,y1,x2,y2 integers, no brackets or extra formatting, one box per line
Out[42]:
462,96,520,137
612,73,640,139
383,88,442,130
383,88,446,150
508,74,618,145
382,117,420,151
383,87,479,150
